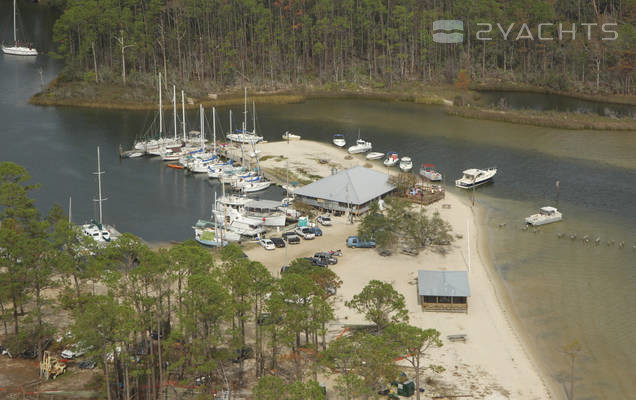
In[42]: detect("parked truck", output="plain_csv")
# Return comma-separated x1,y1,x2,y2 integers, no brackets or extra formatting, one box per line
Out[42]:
346,236,376,248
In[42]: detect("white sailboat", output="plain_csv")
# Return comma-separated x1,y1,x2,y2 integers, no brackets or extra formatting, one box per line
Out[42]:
135,74,181,153
82,147,114,244
1,0,37,56
226,89,263,144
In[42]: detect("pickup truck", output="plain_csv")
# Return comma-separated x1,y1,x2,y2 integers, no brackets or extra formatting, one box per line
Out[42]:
346,236,376,248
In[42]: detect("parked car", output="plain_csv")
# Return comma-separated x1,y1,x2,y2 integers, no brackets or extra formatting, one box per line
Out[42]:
259,238,276,250
304,257,328,267
270,237,285,248
317,215,332,226
308,226,323,237
61,343,92,359
314,252,338,265
346,236,376,248
295,227,316,240
282,231,301,244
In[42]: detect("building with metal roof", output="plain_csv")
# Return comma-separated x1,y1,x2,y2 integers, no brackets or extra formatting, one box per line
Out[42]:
417,270,470,313
293,166,395,214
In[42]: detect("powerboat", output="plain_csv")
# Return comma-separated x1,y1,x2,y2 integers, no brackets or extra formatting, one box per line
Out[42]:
419,163,442,181
243,199,288,227
366,152,384,160
525,206,562,226
455,167,497,189
348,139,372,154
213,206,265,237
383,152,399,167
333,134,346,147
282,131,301,140
399,157,413,172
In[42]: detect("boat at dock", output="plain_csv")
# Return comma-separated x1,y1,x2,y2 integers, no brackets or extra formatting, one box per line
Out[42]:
419,163,442,181
333,134,346,147
2,0,38,56
242,199,288,227
366,152,384,160
348,138,372,154
193,219,234,246
384,152,399,166
226,89,263,144
212,206,265,237
399,157,413,172
455,167,497,189
282,131,301,140
525,206,562,226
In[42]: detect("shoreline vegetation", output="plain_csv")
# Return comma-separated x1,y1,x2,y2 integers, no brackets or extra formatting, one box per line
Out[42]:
30,78,635,131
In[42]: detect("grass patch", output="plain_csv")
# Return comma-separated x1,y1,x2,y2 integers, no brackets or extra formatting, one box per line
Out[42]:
446,106,636,131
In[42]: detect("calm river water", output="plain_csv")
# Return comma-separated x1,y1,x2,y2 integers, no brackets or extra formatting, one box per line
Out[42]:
2,3,635,400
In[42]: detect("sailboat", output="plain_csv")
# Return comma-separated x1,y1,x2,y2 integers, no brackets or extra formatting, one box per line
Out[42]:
1,0,37,56
82,147,116,244
134,74,181,153
226,89,263,144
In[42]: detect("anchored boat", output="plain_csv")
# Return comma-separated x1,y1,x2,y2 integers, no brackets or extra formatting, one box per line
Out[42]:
333,134,346,147
525,206,562,226
455,167,497,189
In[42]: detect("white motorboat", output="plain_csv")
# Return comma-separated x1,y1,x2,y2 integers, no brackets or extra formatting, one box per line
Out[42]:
366,152,384,160
2,1,37,56
348,139,372,154
399,157,413,172
383,152,399,167
455,167,497,189
213,206,265,237
282,131,301,140
419,163,442,181
243,199,288,227
525,206,562,226
333,134,346,147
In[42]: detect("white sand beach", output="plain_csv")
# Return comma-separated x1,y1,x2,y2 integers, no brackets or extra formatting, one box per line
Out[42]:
242,139,557,399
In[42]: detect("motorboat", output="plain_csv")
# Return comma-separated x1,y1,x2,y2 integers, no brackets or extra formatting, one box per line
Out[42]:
243,199,288,226
525,206,562,226
193,220,231,246
217,194,251,208
213,206,265,237
333,134,346,147
419,163,442,181
282,131,301,140
383,152,399,167
399,157,413,172
348,139,372,154
366,152,384,160
455,167,497,189
2,1,37,56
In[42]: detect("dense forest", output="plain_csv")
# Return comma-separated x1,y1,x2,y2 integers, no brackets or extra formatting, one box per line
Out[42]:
48,0,634,95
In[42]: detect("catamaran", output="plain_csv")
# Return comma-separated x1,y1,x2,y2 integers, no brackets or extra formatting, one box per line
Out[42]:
1,0,37,56
455,167,497,189
82,147,117,244
419,163,442,181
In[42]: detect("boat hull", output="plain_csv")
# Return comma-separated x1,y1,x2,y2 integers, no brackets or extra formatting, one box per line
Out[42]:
366,152,384,160
1,45,38,56
455,177,494,189
525,214,562,226
420,170,442,181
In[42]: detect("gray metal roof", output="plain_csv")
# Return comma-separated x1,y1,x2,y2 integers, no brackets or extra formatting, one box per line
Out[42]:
293,166,395,205
417,270,470,297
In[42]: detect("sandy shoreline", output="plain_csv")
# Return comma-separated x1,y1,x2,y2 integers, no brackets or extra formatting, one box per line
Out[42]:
239,139,557,399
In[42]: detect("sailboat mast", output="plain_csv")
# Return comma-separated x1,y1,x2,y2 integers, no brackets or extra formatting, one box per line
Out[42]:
200,104,204,149
13,0,17,43
212,107,216,154
68,196,72,224
229,110,232,134
181,90,186,142
243,87,247,133
252,101,256,135
173,85,177,141
96,146,104,225
158,73,163,137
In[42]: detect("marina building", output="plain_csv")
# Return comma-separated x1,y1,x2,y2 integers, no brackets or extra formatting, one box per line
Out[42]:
293,166,395,214
417,270,470,313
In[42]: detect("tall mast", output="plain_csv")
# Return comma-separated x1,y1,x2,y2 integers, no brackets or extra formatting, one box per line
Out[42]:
68,196,72,224
200,104,204,149
93,146,106,225
158,73,163,137
243,87,247,133
212,107,217,154
181,90,186,142
173,85,177,141
13,0,17,43
252,101,256,135
229,110,232,135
